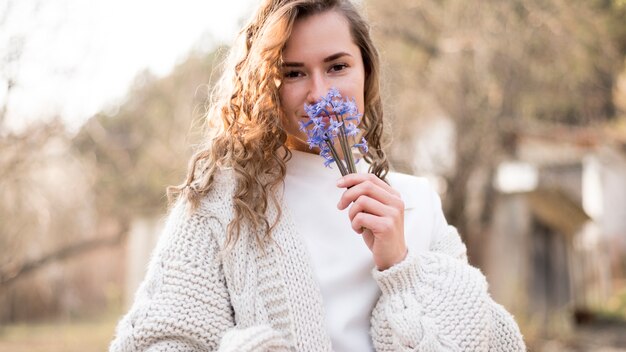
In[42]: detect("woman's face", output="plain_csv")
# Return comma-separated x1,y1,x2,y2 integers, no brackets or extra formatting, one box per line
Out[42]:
279,10,366,152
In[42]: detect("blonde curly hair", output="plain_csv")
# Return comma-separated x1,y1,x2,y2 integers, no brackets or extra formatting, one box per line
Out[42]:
168,0,389,249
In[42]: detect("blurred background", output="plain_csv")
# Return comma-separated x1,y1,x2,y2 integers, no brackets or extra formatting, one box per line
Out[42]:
1,0,626,351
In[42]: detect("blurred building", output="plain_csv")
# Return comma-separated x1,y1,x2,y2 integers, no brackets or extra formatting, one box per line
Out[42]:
486,128,626,333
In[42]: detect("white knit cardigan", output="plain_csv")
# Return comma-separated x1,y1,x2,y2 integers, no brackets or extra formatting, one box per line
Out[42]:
109,169,526,351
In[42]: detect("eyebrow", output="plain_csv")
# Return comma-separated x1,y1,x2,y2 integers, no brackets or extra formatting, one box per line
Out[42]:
282,52,352,67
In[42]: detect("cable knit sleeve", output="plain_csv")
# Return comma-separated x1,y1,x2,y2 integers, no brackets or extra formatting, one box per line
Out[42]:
109,198,289,352
369,187,526,351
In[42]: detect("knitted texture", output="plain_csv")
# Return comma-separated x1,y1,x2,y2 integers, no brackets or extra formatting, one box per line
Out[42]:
109,169,526,351
370,226,526,351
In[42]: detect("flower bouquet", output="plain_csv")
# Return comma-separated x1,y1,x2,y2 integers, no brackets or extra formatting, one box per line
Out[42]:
299,87,368,175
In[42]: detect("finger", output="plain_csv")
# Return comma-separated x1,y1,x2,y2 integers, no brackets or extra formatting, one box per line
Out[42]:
347,195,389,221
337,173,400,197
337,180,402,210
352,212,395,235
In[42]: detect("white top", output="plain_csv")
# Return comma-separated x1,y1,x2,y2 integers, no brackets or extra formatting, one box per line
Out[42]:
283,150,444,352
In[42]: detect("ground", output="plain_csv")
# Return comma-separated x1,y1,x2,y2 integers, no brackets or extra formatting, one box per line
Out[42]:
0,314,625,352
0,314,117,352
532,320,626,352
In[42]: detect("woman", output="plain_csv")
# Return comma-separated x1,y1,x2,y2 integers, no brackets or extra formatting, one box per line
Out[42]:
110,0,526,351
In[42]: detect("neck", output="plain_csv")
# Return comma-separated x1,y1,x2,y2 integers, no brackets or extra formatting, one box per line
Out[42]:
286,135,317,154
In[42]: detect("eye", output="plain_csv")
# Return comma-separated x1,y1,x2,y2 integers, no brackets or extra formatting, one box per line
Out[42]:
329,63,348,72
283,70,304,79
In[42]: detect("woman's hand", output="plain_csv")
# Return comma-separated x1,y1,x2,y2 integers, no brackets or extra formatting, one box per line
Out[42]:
337,173,407,271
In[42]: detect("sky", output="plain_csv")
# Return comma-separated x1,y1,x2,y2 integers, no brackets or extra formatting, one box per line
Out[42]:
1,0,256,133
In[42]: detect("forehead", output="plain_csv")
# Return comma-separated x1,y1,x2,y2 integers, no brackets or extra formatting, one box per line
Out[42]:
282,10,358,60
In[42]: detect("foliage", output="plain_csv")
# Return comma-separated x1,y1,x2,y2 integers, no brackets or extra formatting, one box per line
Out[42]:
72,50,222,219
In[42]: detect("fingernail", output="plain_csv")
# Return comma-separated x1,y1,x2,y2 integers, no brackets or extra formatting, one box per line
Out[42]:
336,178,344,187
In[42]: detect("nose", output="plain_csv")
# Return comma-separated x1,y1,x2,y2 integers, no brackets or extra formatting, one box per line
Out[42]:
306,71,330,104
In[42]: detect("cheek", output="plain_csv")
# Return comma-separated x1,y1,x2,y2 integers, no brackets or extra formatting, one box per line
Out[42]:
278,88,288,111
358,74,366,113
347,81,366,113
278,89,298,131
279,88,297,114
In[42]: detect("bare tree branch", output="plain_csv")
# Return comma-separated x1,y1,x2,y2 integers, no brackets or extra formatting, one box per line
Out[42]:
0,226,128,290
